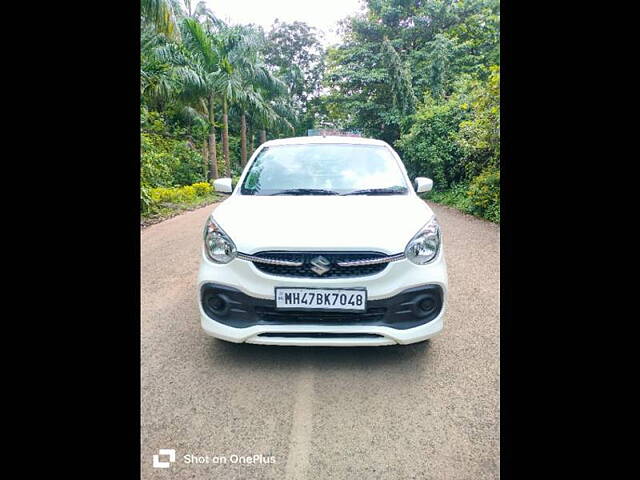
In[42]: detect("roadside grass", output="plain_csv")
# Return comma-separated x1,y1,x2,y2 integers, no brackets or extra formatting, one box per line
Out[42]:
141,191,222,228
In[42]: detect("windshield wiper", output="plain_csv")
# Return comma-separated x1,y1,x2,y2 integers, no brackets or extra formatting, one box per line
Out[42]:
269,188,340,196
341,186,408,196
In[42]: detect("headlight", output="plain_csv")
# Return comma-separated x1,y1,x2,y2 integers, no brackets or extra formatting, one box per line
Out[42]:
405,216,441,265
203,216,237,264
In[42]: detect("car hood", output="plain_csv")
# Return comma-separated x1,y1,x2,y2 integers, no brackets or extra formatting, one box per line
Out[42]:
211,194,434,254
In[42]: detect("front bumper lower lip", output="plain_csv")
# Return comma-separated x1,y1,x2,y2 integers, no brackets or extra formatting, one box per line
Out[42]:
200,311,444,346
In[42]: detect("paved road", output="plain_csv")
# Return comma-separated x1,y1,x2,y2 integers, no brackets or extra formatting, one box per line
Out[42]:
141,202,500,479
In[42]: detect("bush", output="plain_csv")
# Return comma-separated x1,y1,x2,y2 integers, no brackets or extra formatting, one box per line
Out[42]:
426,167,500,223
144,181,215,214
397,70,500,191
467,167,500,222
141,138,173,187
454,66,500,176
149,187,177,205
192,182,212,196
141,133,206,187
396,94,468,189
170,142,207,186
140,108,206,212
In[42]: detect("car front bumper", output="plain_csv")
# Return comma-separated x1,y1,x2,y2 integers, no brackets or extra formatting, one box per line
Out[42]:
197,248,447,346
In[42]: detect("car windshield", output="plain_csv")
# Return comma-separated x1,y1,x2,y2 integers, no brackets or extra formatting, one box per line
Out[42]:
240,144,409,196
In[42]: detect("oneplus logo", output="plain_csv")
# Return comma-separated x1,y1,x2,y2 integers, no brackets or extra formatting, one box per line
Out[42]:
153,449,176,468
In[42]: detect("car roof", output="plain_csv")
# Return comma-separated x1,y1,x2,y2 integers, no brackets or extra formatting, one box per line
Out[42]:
262,136,389,147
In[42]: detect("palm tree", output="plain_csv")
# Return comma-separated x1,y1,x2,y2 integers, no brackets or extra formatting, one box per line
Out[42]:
175,18,225,180
141,0,181,41
141,24,185,110
231,86,282,168
210,26,246,176
177,0,223,28
229,27,291,166
175,21,241,178
252,89,297,145
145,14,296,178
144,4,233,180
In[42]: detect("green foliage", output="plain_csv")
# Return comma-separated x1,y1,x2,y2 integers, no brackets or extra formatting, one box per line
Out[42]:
140,183,153,213
139,0,500,225
399,65,500,223
141,110,207,188
228,136,241,175
397,67,499,184
141,132,206,186
426,168,500,224
455,66,500,176
192,181,213,196
428,183,473,212
143,181,214,215
321,0,500,145
141,141,172,187
264,21,325,111
396,93,468,188
322,36,412,143
140,109,209,210
467,166,500,222
141,0,180,41
150,185,193,204
412,33,455,100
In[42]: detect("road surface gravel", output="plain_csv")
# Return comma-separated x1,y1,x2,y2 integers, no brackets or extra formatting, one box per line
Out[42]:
141,201,500,479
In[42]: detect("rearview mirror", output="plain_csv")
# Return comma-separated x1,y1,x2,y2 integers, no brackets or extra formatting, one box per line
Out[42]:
213,178,233,193
414,177,433,193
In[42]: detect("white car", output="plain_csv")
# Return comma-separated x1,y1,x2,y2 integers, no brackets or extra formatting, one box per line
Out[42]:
197,136,447,346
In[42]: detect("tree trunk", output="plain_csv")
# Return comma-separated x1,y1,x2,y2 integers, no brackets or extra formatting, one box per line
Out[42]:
222,99,230,177
202,137,209,179
208,96,218,180
260,129,266,144
247,122,253,157
240,112,247,167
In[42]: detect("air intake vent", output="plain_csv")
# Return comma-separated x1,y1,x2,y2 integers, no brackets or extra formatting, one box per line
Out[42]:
257,333,383,339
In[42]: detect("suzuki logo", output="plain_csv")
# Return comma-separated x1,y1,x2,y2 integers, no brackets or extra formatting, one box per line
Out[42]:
310,256,331,275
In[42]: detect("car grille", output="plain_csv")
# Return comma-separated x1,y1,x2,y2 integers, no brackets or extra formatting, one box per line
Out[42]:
254,306,388,324
247,251,392,278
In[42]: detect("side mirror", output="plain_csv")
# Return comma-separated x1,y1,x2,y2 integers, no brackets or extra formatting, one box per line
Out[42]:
414,177,433,193
213,178,233,194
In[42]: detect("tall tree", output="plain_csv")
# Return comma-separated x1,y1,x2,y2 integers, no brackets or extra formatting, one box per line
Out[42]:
264,21,325,135
234,26,291,163
322,0,499,144
175,17,224,180
217,24,293,170
141,0,181,40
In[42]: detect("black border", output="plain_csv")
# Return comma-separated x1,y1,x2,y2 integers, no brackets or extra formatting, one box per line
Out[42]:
44,1,142,477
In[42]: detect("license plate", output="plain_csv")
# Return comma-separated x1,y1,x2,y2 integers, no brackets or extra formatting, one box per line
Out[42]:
275,287,367,311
